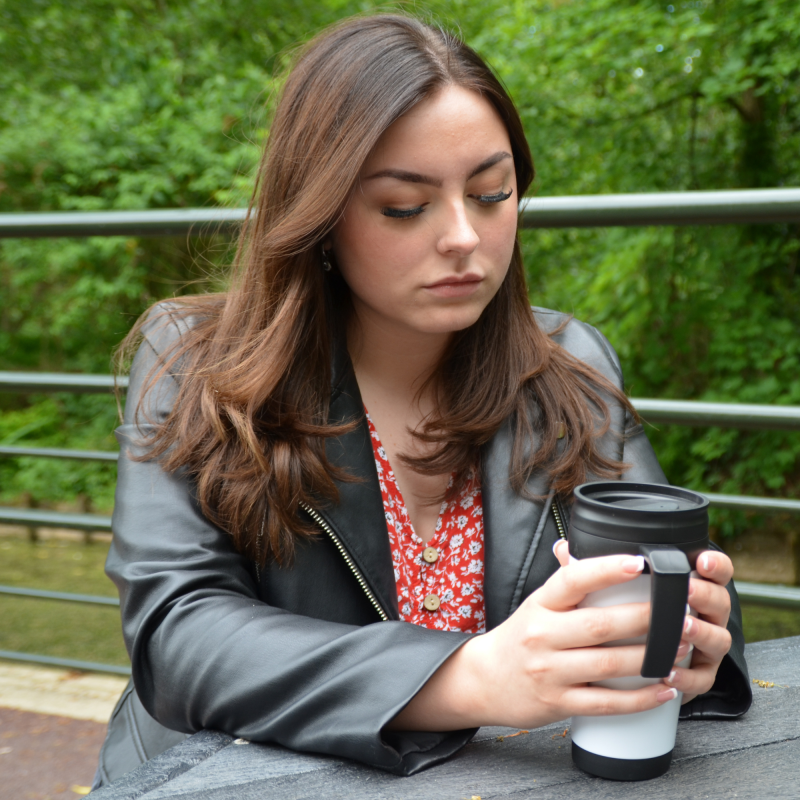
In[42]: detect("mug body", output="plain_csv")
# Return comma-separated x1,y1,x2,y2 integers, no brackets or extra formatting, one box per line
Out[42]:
569,570,694,780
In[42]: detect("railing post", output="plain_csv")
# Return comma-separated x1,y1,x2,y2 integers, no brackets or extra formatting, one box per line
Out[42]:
77,493,93,544
21,492,38,543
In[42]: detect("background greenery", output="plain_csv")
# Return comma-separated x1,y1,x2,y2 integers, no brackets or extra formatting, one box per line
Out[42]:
1,0,798,533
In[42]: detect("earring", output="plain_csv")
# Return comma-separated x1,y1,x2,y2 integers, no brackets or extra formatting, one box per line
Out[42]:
321,246,333,272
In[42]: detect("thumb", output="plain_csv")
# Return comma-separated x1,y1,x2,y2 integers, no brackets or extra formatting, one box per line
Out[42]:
553,538,570,567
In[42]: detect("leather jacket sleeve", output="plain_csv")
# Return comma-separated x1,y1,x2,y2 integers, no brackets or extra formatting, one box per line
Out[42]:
106,309,475,777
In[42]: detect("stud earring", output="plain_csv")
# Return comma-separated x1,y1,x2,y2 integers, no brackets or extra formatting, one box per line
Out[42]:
321,246,333,272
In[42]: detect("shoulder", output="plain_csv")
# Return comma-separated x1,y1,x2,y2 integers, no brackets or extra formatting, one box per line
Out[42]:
138,300,198,357
532,306,624,389
123,300,207,426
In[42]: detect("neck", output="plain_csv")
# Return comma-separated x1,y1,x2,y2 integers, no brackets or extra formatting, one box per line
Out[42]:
347,305,451,407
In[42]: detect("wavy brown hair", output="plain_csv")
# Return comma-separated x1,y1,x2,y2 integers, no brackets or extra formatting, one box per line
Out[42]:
118,14,635,565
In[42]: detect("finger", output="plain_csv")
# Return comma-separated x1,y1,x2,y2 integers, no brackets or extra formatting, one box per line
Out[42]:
538,554,646,611
665,659,720,702
695,550,734,587
680,614,732,666
553,538,570,567
561,682,678,718
549,640,692,685
552,643,648,683
541,603,651,650
688,577,731,628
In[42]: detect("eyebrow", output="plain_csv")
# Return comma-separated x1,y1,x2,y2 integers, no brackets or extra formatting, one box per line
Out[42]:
364,151,512,187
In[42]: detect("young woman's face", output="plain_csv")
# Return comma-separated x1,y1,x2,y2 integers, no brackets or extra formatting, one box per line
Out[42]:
331,85,519,340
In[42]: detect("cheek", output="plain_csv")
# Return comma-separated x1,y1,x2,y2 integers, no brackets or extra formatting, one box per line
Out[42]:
334,207,425,291
480,210,518,273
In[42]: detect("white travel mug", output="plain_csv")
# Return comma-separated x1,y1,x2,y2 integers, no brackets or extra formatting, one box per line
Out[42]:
566,482,709,781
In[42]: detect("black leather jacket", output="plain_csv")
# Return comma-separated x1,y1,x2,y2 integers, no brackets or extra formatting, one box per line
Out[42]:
95,306,751,786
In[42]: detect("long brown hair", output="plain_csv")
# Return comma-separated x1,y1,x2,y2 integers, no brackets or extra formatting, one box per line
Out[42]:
119,14,635,565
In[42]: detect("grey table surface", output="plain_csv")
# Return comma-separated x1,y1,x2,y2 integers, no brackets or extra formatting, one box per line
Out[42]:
91,636,800,799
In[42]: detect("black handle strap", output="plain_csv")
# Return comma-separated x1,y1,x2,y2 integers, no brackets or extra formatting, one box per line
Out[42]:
640,545,691,678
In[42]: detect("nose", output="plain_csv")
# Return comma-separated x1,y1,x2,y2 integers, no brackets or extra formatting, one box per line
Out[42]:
435,200,480,257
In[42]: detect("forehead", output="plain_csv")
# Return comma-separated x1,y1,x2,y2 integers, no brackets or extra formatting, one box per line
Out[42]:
361,85,512,176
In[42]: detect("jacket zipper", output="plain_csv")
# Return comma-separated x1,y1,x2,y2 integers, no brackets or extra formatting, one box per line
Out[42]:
551,499,567,541
299,501,389,622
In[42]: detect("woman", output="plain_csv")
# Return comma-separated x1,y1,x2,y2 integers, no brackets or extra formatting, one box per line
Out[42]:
95,14,751,786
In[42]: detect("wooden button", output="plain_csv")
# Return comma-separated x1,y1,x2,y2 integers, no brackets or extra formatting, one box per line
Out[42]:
423,594,441,611
422,547,439,564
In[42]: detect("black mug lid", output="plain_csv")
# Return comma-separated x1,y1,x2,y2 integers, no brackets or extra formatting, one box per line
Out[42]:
570,481,709,545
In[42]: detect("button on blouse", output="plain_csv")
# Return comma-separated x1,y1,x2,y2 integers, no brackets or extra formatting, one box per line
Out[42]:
365,411,486,634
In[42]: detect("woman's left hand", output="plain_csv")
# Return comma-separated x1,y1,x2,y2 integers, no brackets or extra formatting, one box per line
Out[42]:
665,550,734,704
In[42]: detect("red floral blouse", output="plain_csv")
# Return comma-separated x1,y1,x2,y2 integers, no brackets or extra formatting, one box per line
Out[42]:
365,411,486,634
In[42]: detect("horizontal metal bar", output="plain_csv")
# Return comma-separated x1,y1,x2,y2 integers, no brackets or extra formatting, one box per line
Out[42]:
735,581,800,609
633,399,800,431
3,372,799,434
0,207,245,238
0,507,112,531
1,189,799,238
0,649,131,675
0,584,119,606
0,371,128,393
0,445,119,462
705,493,800,515
519,188,800,228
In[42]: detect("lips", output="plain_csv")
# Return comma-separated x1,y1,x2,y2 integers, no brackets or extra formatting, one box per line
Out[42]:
425,273,483,289
424,274,484,298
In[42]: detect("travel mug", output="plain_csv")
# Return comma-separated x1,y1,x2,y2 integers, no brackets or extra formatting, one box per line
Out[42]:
567,481,709,781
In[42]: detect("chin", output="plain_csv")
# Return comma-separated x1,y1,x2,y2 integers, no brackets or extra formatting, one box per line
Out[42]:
415,304,486,335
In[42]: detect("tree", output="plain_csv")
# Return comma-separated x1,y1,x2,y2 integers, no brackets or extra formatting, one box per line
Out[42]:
1,0,798,530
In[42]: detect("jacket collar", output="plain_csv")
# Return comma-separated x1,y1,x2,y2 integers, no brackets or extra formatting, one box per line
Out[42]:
317,353,401,620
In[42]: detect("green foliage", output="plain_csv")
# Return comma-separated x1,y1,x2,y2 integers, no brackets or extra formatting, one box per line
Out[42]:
0,0,798,532
0,536,127,666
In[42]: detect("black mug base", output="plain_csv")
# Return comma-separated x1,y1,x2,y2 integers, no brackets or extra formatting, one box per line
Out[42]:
572,742,673,781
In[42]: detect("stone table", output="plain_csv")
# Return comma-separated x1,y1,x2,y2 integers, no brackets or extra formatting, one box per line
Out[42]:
90,636,800,799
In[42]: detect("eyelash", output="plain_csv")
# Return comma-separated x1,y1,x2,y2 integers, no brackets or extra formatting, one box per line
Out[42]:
380,188,514,219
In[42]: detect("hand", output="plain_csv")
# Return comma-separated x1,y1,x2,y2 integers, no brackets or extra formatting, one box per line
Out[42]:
390,540,680,732
664,550,734,705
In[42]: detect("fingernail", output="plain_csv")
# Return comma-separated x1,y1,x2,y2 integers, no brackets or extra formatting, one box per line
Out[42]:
702,554,716,572
553,539,563,557
657,687,678,703
623,556,645,574
666,670,678,685
676,642,690,658
684,616,696,635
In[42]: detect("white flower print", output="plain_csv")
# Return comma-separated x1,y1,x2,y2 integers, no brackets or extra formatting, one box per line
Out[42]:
459,605,472,618
462,583,475,596
460,495,474,510
469,541,481,555
467,559,483,574
456,515,468,530
450,534,464,549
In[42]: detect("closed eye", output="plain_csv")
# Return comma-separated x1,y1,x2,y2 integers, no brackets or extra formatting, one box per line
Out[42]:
381,205,425,219
472,188,513,205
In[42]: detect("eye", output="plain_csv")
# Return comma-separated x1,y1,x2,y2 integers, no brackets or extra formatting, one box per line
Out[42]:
381,205,425,220
471,188,514,205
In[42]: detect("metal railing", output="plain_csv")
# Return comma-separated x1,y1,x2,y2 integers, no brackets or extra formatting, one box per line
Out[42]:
1,188,799,237
1,189,798,674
